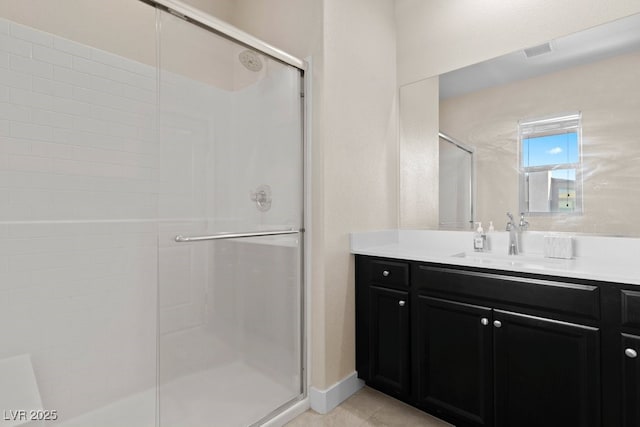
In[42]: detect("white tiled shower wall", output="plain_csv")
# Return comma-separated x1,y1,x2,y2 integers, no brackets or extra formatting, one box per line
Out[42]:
0,15,302,424
0,18,160,422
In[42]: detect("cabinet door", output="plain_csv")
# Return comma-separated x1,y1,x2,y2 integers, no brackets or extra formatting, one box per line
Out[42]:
368,285,410,397
494,310,600,427
622,334,640,427
415,295,493,427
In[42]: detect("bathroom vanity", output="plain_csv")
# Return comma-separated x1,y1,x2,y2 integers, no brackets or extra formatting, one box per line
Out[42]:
351,230,640,427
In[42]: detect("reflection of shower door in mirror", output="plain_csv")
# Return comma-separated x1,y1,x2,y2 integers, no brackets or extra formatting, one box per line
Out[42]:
157,10,304,427
439,133,474,229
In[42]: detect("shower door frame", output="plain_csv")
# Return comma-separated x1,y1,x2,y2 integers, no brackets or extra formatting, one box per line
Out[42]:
141,0,310,424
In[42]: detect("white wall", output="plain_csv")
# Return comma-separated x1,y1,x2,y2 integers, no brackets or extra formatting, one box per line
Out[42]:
319,0,399,389
399,77,439,228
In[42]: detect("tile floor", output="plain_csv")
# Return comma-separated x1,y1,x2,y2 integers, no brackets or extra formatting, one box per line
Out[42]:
285,387,453,427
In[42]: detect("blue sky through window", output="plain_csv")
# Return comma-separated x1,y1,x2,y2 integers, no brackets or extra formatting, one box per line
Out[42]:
522,132,578,168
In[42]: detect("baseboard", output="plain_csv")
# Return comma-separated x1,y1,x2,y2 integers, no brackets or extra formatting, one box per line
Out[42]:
309,371,365,414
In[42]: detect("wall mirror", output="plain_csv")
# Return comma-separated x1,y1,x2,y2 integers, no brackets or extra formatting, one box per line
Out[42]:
438,13,640,236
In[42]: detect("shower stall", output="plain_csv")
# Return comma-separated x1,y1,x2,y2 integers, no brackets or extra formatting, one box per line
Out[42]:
0,1,305,426
439,132,474,229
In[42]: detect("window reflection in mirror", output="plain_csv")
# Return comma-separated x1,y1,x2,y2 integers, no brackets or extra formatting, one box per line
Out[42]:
519,113,582,214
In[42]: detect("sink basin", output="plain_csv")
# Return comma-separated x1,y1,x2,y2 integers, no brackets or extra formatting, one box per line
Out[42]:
451,251,571,270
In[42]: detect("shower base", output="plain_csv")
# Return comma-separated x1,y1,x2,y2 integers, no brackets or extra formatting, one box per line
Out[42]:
55,361,298,427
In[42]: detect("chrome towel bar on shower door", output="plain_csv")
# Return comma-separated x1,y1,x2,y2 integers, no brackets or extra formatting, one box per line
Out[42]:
174,228,301,243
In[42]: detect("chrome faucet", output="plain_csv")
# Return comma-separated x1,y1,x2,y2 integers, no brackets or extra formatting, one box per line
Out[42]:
506,212,528,255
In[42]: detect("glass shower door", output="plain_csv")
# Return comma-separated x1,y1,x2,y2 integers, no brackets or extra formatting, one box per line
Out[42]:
439,133,474,229
157,10,304,427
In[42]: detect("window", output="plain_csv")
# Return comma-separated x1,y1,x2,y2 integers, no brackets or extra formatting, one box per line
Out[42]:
518,113,582,214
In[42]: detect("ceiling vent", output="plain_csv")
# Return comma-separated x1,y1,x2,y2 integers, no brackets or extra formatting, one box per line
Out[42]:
523,42,553,58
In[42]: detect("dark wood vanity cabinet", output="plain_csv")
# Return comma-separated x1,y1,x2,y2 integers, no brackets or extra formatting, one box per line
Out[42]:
620,289,640,427
414,296,493,426
621,333,640,427
355,259,411,399
355,255,635,427
492,310,600,427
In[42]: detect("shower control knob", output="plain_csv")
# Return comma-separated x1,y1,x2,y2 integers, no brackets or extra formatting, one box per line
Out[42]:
382,270,390,277
493,320,502,328
480,318,489,326
398,300,406,307
625,348,638,359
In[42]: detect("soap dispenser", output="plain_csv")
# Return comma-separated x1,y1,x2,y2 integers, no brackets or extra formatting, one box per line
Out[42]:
473,222,486,252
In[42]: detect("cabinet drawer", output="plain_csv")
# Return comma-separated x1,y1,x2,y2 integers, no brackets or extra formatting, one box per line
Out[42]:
621,290,640,331
415,264,600,321
367,259,409,288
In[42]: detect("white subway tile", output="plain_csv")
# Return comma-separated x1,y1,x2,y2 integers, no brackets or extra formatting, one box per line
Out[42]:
0,19,8,35
74,146,116,164
31,142,74,159
11,122,53,141
53,37,91,58
32,109,75,129
0,33,32,57
0,236,71,259
0,102,30,122
10,54,53,78
52,158,100,177
73,116,108,134
0,51,8,68
137,127,156,143
33,44,73,68
90,105,139,127
11,87,54,110
0,67,31,90
123,139,156,155
72,86,124,110
108,66,156,92
52,97,90,116
0,85,9,102
109,122,138,139
53,128,127,151
55,66,124,97
91,48,155,78
0,154,7,170
8,154,53,173
123,85,157,104
72,56,108,78
32,76,73,98
0,118,9,136
8,189,53,209
0,137,32,155
10,22,53,47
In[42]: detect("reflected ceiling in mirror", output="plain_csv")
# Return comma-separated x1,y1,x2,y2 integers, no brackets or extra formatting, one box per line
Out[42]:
440,13,640,99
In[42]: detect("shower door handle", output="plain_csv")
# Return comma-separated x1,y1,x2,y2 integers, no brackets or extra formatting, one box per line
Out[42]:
174,228,301,242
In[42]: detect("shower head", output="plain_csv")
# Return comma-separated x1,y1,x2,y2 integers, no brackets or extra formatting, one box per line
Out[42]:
238,50,263,72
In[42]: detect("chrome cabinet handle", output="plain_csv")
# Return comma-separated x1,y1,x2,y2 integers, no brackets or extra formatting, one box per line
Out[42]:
398,300,406,307
493,320,502,328
480,318,489,326
625,348,638,359
382,270,390,277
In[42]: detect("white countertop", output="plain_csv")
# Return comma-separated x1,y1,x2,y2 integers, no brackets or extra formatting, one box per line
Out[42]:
350,229,640,285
